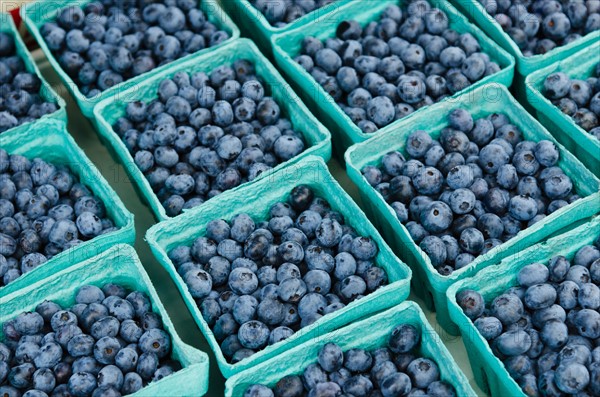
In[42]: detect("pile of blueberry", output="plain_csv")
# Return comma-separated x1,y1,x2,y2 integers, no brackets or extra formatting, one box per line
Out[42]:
248,0,336,27
0,148,117,287
40,0,230,97
295,0,502,133
0,283,181,397
478,0,600,57
113,59,307,217
0,33,59,133
168,185,388,363
543,64,600,139
457,241,600,396
244,322,457,397
361,108,579,275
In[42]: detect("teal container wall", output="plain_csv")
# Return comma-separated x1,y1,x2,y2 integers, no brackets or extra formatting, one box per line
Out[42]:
145,156,412,378
447,216,600,396
271,0,515,157
345,83,600,335
224,301,477,396
0,12,66,136
21,0,240,118
0,119,135,297
526,42,600,177
93,38,331,221
0,244,210,396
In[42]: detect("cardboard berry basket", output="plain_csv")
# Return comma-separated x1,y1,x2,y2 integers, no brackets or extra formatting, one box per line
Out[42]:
224,300,477,396
145,155,411,378
525,42,600,177
345,83,600,336
446,215,600,397
0,118,135,297
21,0,240,118
0,244,210,397
92,38,332,222
0,11,66,136
219,0,351,58
270,0,515,158
451,0,600,78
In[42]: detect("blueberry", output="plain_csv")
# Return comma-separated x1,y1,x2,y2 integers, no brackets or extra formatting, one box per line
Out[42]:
183,268,213,299
397,75,427,104
523,283,557,311
495,330,532,356
257,298,285,326
315,343,343,373
574,244,600,267
457,289,485,320
543,173,573,200
418,235,446,268
491,293,524,325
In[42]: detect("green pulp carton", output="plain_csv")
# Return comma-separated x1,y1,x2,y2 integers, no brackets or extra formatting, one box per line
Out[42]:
145,156,411,378
345,83,600,336
271,0,515,157
0,118,135,297
21,0,239,118
447,215,600,397
0,12,66,136
93,38,331,222
452,0,600,77
219,0,351,57
224,301,476,396
526,42,600,177
0,244,210,396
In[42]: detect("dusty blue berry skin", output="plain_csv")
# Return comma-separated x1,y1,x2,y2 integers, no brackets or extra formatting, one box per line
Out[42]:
0,151,115,286
294,1,501,133
1,282,180,396
363,107,578,275
0,35,58,132
117,59,309,216
457,241,600,396
169,185,388,363
41,3,230,97
539,35,600,137
243,315,456,396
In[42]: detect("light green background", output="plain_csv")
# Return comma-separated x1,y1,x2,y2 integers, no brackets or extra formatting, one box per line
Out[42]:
29,49,484,395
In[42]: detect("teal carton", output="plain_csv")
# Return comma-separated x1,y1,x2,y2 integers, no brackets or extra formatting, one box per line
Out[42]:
0,244,210,396
452,0,600,77
224,301,476,397
447,216,600,397
0,12,66,136
0,119,135,297
526,42,600,177
345,83,600,335
93,38,331,221
145,156,411,378
22,0,239,118
271,0,515,157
